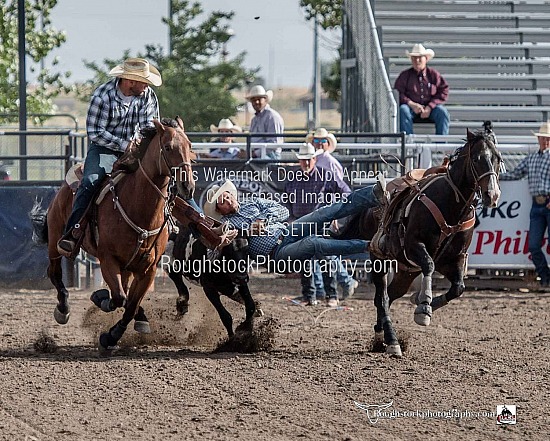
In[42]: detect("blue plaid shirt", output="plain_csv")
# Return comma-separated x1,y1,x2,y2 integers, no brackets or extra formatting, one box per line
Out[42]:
500,149,550,196
221,198,289,258
86,79,160,152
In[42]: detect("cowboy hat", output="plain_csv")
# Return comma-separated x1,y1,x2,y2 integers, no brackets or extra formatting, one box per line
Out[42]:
246,85,274,102
210,119,243,133
108,58,162,87
203,180,238,220
406,43,435,61
295,143,322,160
533,121,550,138
305,128,338,153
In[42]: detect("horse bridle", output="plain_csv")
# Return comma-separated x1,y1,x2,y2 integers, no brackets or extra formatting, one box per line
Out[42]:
116,127,194,269
447,136,500,206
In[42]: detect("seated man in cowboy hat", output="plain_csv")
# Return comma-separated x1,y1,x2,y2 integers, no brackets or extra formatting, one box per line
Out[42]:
200,118,243,159
246,85,285,160
500,121,550,288
57,58,163,257
394,43,450,135
202,177,388,275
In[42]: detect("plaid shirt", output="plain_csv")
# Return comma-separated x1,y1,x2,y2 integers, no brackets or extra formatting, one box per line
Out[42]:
221,198,289,258
500,149,550,196
86,79,160,152
285,166,351,220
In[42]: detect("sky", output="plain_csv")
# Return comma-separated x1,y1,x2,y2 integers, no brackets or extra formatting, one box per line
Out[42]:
45,0,341,89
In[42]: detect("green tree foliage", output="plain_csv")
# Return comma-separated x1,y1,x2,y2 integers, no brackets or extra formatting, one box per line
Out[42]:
0,0,71,123
81,1,257,132
300,0,342,30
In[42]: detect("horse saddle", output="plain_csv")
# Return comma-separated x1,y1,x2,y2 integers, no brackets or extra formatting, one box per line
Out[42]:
369,169,445,261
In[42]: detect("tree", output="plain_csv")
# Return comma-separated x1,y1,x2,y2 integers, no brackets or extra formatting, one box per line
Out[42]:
0,0,72,123
300,0,342,30
81,1,257,132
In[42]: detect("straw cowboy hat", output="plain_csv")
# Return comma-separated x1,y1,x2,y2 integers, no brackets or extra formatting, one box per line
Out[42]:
210,119,243,133
305,127,338,153
533,121,550,138
108,58,162,87
406,43,435,61
246,85,274,102
295,143,322,160
203,180,238,220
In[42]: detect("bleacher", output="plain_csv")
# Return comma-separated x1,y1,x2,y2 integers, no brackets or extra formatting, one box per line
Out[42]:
374,0,550,136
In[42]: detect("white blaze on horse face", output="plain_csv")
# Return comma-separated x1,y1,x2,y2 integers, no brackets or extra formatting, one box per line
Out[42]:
485,174,501,208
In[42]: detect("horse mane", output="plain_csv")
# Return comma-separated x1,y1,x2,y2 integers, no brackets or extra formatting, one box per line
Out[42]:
112,119,178,173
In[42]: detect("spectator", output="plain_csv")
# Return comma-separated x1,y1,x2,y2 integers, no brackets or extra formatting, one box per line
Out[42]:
394,43,450,135
57,58,162,257
285,143,351,307
201,118,243,159
305,129,361,300
500,121,550,287
246,85,284,160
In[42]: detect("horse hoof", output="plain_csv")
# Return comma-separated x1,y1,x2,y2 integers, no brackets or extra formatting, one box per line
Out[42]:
53,306,70,325
175,300,189,316
253,308,264,318
98,332,116,351
100,299,115,313
414,303,432,326
386,344,402,357
90,289,110,309
134,320,151,334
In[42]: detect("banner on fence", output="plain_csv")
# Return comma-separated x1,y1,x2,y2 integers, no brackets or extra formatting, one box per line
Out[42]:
469,180,547,268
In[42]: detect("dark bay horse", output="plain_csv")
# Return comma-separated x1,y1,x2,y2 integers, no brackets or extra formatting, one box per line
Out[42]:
162,225,259,337
32,117,196,350
342,128,502,357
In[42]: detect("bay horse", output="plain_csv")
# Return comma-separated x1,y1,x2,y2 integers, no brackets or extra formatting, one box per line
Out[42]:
163,224,259,337
341,128,502,357
32,117,195,350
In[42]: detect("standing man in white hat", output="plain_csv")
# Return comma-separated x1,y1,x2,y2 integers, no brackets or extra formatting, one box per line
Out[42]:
57,58,162,256
500,121,550,287
246,85,285,160
394,43,450,135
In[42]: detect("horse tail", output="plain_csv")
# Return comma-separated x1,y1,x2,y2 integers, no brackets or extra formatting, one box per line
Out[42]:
29,197,49,244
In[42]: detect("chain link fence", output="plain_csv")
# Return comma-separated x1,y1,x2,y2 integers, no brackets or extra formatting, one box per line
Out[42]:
341,0,397,134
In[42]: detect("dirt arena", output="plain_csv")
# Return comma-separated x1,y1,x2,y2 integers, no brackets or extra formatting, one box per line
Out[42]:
0,273,548,441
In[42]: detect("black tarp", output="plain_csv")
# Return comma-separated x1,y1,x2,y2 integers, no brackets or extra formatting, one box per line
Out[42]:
0,186,58,288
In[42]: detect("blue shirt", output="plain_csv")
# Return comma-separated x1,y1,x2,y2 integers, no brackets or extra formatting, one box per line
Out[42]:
209,146,241,159
86,79,160,152
250,104,284,158
221,198,289,258
500,149,550,196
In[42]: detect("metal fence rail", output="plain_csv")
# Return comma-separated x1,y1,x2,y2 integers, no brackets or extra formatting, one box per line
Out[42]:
341,0,397,133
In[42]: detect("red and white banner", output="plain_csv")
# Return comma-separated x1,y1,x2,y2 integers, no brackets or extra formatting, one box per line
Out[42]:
469,180,549,269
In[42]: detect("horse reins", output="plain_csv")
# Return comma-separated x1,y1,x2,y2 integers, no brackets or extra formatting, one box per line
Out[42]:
111,129,193,269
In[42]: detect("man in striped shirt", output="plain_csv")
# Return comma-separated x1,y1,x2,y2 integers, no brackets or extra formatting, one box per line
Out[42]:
57,58,162,257
500,121,550,286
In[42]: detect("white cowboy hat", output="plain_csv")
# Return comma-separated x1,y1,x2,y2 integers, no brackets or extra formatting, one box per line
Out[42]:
533,121,550,138
295,143,322,160
305,128,338,153
203,180,238,220
246,85,274,102
210,118,243,133
406,43,435,61
108,58,162,87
